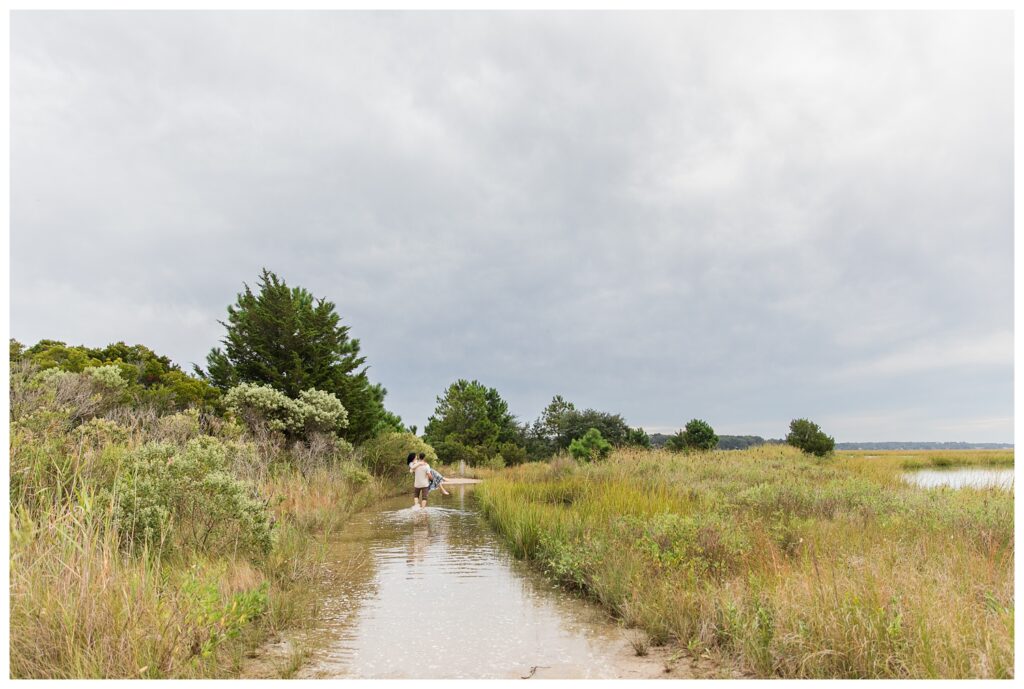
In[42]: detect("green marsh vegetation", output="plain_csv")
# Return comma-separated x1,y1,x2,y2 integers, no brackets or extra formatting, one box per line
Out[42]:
9,269,1013,679
7,355,399,678
8,270,416,678
475,445,1014,678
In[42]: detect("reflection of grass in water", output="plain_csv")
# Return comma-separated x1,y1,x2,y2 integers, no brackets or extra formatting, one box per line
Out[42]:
476,446,1013,679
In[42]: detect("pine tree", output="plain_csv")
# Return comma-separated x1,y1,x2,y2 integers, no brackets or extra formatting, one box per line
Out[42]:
199,269,400,442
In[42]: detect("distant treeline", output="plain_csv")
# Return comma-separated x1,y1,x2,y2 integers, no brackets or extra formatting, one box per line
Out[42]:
835,441,1014,450
646,436,1013,452
649,433,783,450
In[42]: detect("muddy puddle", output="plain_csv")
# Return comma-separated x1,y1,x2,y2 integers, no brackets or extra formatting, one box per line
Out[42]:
245,484,705,679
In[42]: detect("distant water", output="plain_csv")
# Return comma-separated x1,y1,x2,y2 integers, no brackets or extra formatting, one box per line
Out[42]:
903,467,1014,490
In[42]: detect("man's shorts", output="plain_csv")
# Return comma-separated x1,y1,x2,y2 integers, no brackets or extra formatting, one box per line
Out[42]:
413,486,429,501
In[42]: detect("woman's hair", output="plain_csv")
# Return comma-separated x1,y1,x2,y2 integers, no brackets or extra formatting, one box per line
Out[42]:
417,452,426,460
407,452,417,464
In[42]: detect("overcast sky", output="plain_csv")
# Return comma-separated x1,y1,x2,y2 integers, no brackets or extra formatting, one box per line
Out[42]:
10,11,1014,442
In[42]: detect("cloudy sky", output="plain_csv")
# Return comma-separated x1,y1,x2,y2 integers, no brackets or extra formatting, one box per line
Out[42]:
10,11,1013,441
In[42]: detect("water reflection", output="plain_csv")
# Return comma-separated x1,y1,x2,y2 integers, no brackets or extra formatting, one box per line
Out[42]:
291,485,634,679
903,467,1014,490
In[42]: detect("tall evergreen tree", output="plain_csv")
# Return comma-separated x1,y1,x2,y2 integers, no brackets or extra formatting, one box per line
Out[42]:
199,269,400,442
423,379,525,465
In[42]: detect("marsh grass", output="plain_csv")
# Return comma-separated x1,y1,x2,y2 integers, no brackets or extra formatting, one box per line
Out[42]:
475,446,1014,678
628,631,650,656
9,396,390,678
837,449,1014,473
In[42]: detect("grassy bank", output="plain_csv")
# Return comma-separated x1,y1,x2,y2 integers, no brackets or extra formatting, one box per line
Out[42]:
475,447,1014,678
9,366,397,678
837,448,1014,473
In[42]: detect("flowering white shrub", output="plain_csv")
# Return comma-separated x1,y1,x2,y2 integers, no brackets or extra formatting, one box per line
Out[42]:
224,383,348,438
296,388,348,434
224,383,300,433
84,364,129,393
27,364,128,424
114,437,273,557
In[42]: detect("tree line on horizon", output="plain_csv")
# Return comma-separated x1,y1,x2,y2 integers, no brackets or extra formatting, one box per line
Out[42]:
10,269,836,465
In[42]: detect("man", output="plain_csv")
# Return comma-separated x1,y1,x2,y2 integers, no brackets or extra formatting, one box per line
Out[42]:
410,454,432,509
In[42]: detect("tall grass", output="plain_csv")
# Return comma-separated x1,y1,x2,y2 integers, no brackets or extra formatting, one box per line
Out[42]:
9,372,392,678
836,448,1014,473
475,446,1014,678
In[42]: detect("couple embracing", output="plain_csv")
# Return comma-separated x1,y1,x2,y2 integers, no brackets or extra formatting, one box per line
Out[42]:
408,452,450,509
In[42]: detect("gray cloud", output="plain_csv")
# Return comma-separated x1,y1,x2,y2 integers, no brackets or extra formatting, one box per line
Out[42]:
10,11,1013,441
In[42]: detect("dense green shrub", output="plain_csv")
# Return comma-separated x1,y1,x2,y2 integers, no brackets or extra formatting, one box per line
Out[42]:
482,454,507,470
665,419,719,452
684,418,718,451
358,432,438,477
625,426,652,448
786,418,835,457
114,438,273,558
15,338,222,412
568,428,612,461
663,430,687,452
339,462,373,486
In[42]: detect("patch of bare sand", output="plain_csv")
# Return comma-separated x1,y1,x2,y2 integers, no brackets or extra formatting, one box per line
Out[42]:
242,628,744,679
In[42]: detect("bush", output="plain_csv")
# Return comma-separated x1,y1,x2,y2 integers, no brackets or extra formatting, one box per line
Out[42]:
683,418,718,451
223,383,299,434
114,438,273,558
786,418,835,457
84,364,130,392
433,438,488,467
224,383,348,439
23,364,129,425
483,454,507,471
569,428,612,462
19,339,222,413
497,441,528,466
289,432,354,475
665,418,719,452
339,462,373,486
295,387,349,435
155,408,203,445
358,432,438,478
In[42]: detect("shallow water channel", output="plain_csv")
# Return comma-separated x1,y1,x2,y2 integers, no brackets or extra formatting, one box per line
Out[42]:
251,484,677,679
903,467,1014,490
